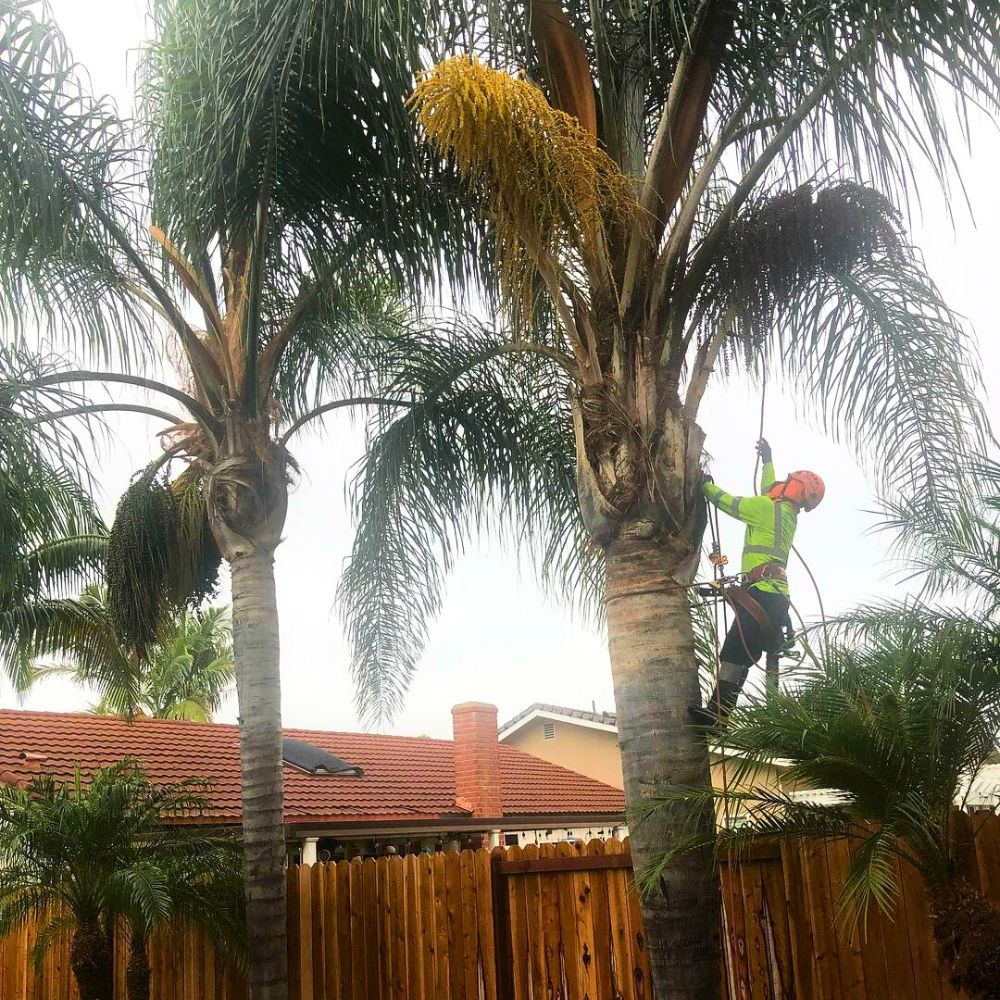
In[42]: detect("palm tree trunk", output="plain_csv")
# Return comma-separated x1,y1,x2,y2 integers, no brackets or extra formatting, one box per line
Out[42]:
125,933,151,1000
230,547,287,1000
605,534,721,1000
927,876,1000,998
70,921,114,1000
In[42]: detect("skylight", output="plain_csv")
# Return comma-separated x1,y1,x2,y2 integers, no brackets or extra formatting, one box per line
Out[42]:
281,738,364,777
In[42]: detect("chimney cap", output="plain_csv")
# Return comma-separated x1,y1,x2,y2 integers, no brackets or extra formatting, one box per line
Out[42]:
452,702,498,714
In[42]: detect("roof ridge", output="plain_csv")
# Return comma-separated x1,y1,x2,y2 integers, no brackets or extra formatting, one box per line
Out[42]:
0,708,457,748
498,702,619,733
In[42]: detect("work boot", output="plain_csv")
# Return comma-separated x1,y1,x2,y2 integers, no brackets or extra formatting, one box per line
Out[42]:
687,679,742,728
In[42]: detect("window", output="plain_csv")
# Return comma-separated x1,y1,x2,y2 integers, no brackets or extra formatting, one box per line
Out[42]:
543,721,556,740
504,833,520,847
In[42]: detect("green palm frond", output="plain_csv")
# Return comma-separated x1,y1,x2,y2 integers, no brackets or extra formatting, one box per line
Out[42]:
27,586,235,722
272,279,416,420
0,347,109,686
879,459,1000,608
142,0,482,297
337,317,594,725
0,0,151,362
692,180,985,504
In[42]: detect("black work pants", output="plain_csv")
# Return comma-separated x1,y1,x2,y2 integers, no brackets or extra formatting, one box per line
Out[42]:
719,588,790,668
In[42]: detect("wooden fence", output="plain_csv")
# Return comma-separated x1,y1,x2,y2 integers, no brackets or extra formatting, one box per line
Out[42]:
3,814,1000,999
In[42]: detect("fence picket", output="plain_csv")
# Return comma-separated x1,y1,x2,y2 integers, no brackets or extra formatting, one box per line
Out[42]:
474,849,498,1000
362,859,380,1000
417,852,437,1000
445,849,466,1000
459,851,480,1000
377,858,395,1000
433,852,451,1000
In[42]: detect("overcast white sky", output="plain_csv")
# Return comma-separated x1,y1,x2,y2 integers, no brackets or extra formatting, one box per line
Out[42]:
5,0,999,738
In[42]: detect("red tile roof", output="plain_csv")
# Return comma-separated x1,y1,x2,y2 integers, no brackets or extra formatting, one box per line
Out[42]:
0,710,625,826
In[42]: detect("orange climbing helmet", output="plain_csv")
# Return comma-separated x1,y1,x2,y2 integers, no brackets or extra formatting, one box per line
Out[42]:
767,470,825,511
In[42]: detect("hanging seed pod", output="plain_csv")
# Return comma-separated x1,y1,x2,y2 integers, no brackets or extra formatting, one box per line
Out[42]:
105,469,178,657
169,468,222,608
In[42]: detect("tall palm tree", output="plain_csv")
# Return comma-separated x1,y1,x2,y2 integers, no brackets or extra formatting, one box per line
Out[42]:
0,2,481,995
29,587,235,722
338,4,1000,995
0,760,244,1000
643,604,1000,998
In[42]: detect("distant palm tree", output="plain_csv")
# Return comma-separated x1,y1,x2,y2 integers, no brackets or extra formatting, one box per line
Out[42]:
30,587,235,722
644,604,1000,999
0,760,244,1000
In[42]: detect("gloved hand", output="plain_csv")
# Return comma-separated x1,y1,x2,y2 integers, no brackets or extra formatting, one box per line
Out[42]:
701,471,714,485
756,438,772,464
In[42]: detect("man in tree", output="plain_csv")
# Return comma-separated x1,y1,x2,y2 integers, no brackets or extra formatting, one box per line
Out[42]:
691,438,824,724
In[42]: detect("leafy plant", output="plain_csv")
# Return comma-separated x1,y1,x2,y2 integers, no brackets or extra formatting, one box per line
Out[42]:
0,760,244,1000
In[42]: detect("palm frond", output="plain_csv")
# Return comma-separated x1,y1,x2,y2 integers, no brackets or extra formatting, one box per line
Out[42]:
0,0,152,362
142,0,481,297
693,181,986,505
879,459,1000,608
338,318,596,725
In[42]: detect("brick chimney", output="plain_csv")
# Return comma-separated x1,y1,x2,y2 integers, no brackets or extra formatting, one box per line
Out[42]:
452,702,502,819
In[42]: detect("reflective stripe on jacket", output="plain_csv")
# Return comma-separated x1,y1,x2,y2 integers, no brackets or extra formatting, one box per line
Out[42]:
702,461,797,596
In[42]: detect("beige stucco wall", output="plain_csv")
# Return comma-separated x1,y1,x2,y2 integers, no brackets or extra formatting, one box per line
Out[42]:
503,716,785,814
503,717,625,789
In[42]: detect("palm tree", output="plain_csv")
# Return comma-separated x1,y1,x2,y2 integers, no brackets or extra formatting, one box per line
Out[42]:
29,587,235,722
338,4,1000,994
0,2,479,995
643,604,1000,998
0,759,244,1000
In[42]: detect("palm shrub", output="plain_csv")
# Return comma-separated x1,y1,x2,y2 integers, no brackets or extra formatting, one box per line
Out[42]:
0,2,490,994
337,4,1000,994
28,587,235,721
0,760,244,1000
644,604,1000,998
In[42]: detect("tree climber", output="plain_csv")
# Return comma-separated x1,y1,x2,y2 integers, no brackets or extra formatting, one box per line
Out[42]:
688,439,824,726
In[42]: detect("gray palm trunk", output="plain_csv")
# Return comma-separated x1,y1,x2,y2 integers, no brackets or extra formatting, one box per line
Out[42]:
230,548,287,1000
209,447,290,1000
605,536,720,996
584,398,720,997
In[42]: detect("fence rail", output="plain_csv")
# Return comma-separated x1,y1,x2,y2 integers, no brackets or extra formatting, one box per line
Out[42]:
3,813,1000,999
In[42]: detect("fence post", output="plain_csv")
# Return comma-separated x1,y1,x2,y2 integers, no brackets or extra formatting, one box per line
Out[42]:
491,849,514,1000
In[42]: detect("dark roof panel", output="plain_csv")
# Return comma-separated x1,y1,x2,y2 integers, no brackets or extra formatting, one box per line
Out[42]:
282,737,363,776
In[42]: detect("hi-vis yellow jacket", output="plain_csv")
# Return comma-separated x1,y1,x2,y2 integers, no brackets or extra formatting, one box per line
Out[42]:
702,461,797,596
